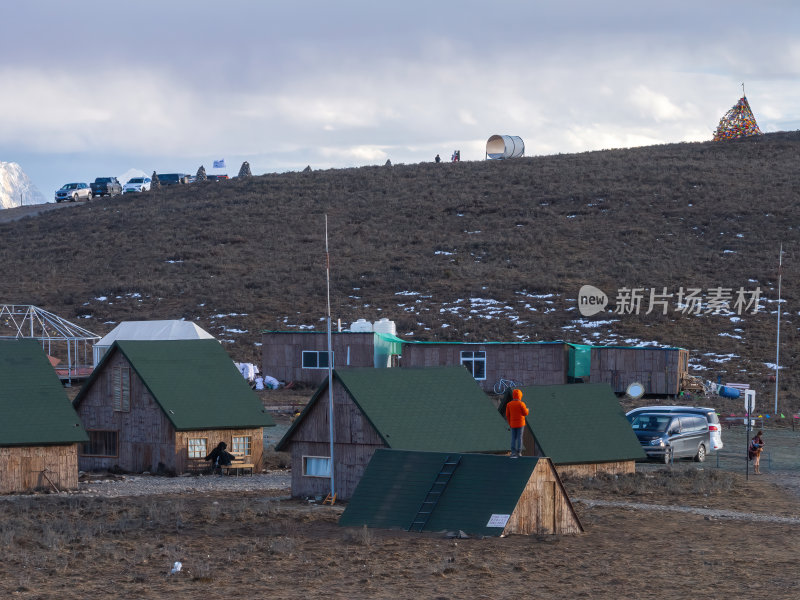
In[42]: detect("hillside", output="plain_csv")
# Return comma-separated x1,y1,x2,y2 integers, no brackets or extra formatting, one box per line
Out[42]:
1,131,798,408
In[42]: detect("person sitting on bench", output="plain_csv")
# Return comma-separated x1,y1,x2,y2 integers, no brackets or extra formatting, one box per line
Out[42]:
204,441,234,474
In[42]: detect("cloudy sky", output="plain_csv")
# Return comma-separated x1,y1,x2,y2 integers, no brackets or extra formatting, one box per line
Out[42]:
3,0,799,196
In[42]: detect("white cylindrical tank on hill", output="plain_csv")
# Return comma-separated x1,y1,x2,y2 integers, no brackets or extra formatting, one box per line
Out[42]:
486,135,525,159
349,318,373,332
373,318,397,335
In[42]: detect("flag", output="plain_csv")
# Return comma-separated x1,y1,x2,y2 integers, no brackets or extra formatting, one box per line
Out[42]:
213,159,225,168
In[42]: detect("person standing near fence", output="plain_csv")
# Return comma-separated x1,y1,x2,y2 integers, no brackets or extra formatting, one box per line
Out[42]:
505,389,529,458
748,430,765,474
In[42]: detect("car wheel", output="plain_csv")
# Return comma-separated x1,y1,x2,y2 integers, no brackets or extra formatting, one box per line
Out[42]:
664,448,672,464
87,192,92,201
56,198,62,203
70,194,77,202
694,444,706,463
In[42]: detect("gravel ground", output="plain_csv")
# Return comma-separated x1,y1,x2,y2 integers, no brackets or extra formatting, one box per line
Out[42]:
0,471,292,500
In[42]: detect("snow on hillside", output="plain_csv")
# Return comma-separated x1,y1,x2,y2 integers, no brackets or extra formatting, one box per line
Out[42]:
118,168,148,185
0,162,45,209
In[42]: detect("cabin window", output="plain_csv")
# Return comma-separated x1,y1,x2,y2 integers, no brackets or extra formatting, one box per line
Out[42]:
302,351,332,369
188,438,207,459
302,456,331,478
112,366,131,412
232,436,252,456
81,430,118,457
461,351,487,380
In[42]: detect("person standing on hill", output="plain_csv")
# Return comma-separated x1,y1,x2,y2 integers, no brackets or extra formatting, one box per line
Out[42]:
505,389,529,458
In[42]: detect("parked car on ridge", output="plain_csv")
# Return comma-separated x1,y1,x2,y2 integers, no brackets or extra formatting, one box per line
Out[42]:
55,182,92,203
122,177,152,193
159,173,186,186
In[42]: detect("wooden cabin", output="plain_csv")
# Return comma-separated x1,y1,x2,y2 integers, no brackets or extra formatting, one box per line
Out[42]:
74,339,274,474
0,339,88,493
261,330,403,387
399,341,569,392
589,345,689,396
275,366,509,500
517,383,645,476
340,449,583,536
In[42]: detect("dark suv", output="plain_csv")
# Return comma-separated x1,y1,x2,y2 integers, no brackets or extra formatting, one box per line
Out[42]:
159,173,186,185
90,177,122,197
630,412,710,463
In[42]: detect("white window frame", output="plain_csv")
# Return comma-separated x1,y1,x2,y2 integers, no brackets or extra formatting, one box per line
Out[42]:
302,455,331,478
188,438,207,459
232,436,252,456
460,350,487,380
302,350,333,370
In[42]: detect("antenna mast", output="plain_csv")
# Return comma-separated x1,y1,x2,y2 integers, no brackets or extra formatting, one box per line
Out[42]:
325,215,336,499
774,244,783,414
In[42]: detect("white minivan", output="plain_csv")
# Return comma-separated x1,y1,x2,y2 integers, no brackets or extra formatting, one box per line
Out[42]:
626,405,723,452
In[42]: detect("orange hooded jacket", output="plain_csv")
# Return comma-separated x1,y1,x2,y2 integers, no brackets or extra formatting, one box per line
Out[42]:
505,390,529,428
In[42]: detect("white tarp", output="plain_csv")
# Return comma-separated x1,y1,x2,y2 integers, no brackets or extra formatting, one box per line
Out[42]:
93,320,214,366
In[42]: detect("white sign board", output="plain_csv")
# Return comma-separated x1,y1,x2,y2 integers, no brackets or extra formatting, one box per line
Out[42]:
486,514,510,528
744,389,756,414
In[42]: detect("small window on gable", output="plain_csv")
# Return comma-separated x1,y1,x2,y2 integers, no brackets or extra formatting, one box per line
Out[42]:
188,438,207,459
460,350,487,380
303,456,331,477
302,351,332,369
112,366,131,411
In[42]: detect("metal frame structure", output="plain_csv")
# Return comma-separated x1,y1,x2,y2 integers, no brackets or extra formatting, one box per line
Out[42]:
0,304,100,384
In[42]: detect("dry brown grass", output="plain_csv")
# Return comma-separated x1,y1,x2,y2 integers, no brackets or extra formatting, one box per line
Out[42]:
1,132,798,405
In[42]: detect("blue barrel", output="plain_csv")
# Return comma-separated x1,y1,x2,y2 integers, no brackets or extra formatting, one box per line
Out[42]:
717,385,741,399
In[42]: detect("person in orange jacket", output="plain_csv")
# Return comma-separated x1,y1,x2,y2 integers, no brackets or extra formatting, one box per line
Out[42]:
505,389,529,457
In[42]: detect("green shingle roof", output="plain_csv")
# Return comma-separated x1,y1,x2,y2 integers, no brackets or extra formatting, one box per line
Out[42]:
75,339,274,431
277,366,509,453
521,383,645,465
340,449,543,536
0,339,87,446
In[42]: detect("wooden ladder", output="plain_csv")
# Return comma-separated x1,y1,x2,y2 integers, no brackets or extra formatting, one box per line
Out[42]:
408,455,461,532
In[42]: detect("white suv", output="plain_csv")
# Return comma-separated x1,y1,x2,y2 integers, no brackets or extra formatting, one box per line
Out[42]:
123,177,152,193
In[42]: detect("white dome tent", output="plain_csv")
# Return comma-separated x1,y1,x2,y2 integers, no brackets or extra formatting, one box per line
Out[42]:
92,320,214,366
486,135,525,159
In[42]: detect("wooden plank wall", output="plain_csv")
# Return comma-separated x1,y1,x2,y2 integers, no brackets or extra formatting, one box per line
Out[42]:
505,458,582,535
261,332,376,386
0,444,80,493
174,428,264,474
76,351,177,472
286,380,386,499
589,347,689,395
400,343,569,391
555,460,636,478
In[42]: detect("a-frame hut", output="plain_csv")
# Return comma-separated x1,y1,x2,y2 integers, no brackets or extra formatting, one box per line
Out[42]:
276,366,510,501
74,339,274,474
0,339,88,493
518,383,645,476
340,449,582,536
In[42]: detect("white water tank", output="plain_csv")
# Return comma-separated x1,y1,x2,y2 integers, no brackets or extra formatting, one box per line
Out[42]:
486,135,525,159
373,318,397,335
349,318,373,332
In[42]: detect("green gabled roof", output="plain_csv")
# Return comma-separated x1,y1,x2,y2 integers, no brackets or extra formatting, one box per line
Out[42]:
521,383,645,465
340,449,541,536
0,339,87,446
75,339,274,431
277,366,508,452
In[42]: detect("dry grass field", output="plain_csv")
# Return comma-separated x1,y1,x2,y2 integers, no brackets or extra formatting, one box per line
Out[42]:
0,131,798,409
1,468,799,599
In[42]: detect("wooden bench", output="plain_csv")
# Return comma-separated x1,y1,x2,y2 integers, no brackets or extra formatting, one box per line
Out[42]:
220,453,255,476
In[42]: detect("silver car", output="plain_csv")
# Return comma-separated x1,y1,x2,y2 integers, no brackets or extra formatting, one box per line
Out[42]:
626,405,723,452
55,182,92,203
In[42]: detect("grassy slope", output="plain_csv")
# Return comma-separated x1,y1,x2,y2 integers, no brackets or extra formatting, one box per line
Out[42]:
1,131,798,406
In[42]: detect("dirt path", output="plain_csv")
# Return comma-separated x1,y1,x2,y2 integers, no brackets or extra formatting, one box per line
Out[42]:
0,201,77,223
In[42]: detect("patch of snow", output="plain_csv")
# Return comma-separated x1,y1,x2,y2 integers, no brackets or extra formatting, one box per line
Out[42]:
763,363,785,370
718,333,743,339
95,296,108,302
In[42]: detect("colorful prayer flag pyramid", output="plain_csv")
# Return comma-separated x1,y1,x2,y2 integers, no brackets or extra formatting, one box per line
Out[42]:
713,96,762,141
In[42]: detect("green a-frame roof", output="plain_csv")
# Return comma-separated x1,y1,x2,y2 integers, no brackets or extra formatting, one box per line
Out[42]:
520,383,645,465
277,366,509,453
0,339,87,446
74,339,274,431
340,449,566,536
